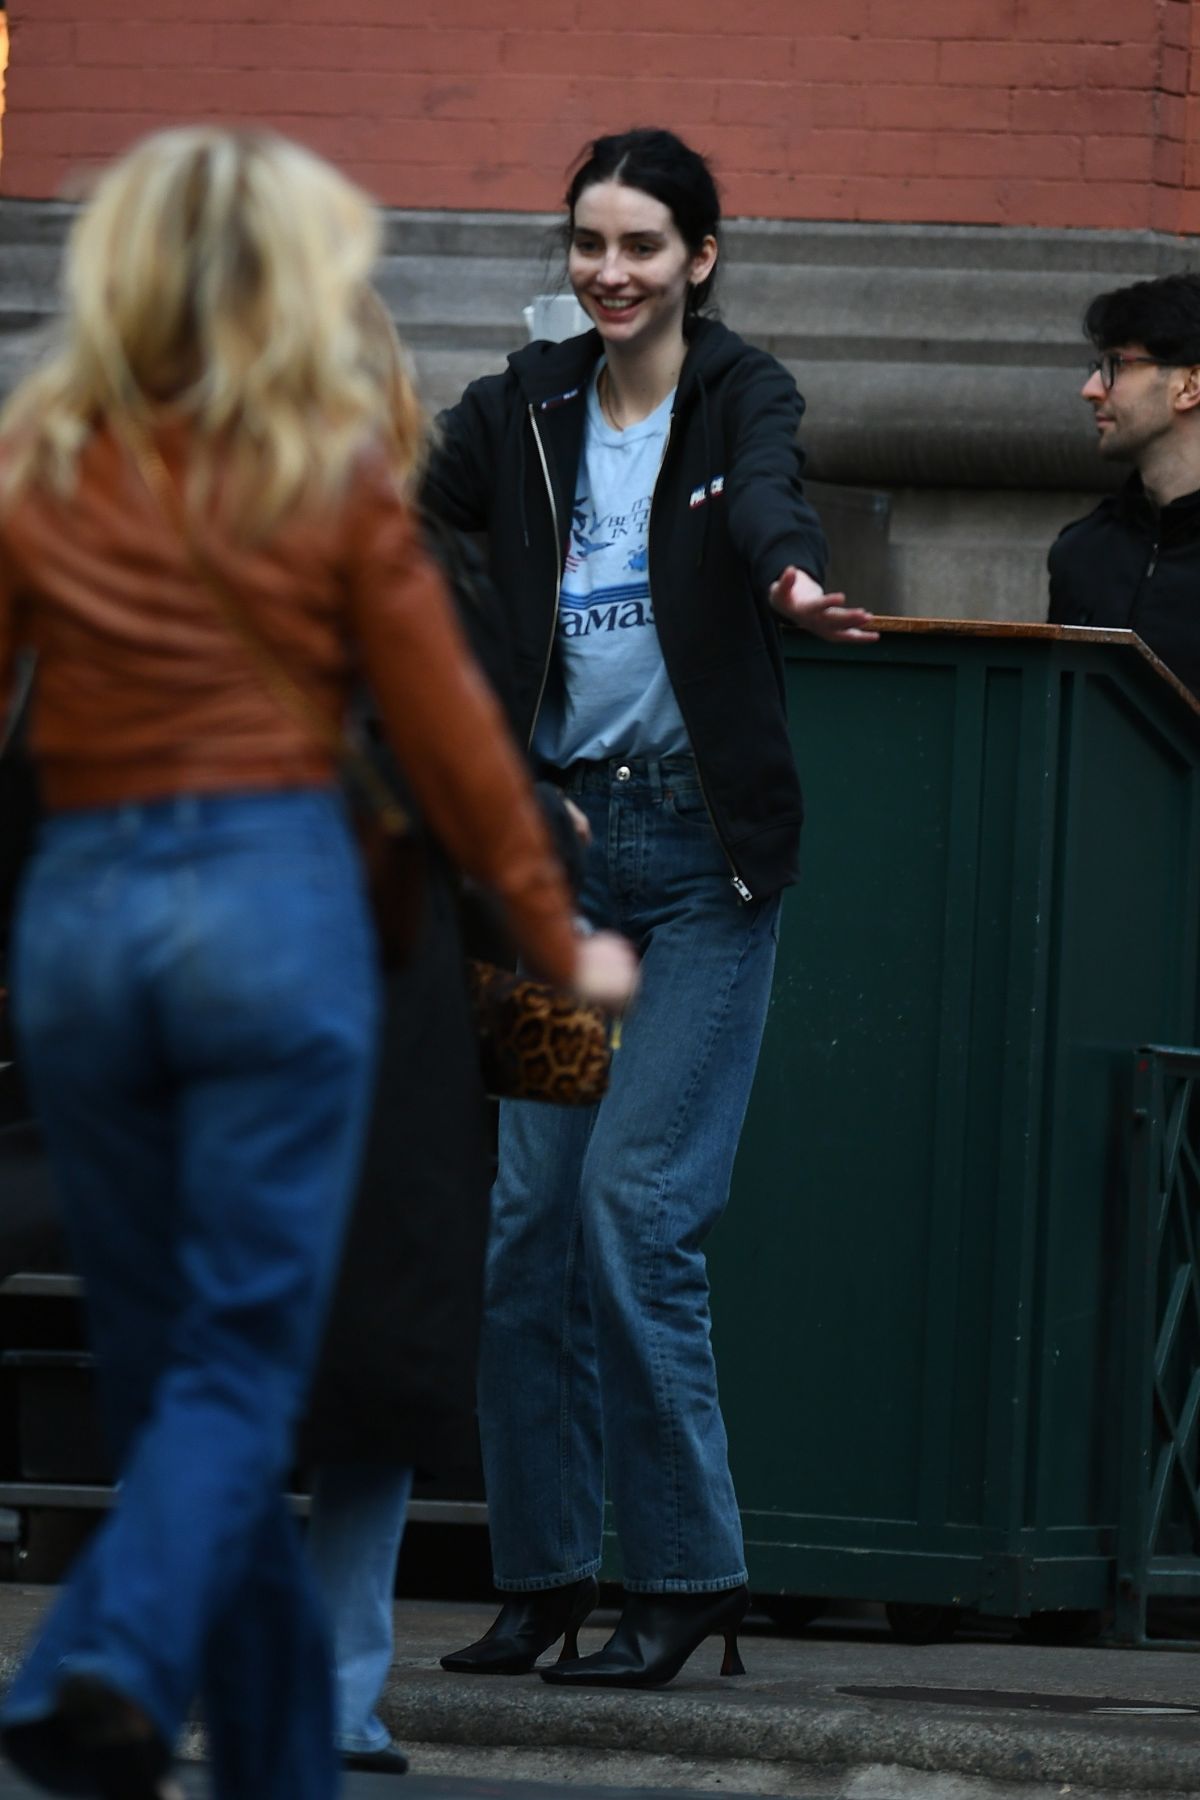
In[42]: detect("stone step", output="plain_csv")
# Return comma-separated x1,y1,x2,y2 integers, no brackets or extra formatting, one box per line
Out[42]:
0,201,1181,490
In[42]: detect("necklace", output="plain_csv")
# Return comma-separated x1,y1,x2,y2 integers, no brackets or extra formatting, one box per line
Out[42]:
598,366,625,432
598,361,681,433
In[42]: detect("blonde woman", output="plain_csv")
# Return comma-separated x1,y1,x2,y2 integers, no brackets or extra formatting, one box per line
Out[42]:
0,128,635,1800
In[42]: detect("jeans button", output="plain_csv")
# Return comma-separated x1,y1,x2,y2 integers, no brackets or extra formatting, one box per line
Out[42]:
615,764,632,782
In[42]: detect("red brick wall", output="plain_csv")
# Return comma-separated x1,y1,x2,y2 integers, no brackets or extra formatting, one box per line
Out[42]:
3,0,1197,230
1182,0,1200,229
0,12,8,169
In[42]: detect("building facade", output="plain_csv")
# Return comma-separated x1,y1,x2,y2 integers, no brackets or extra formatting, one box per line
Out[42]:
2,1,1199,617
3,1,1199,229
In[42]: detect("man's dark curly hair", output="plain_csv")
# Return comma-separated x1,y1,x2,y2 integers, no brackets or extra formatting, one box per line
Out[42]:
1085,271,1200,362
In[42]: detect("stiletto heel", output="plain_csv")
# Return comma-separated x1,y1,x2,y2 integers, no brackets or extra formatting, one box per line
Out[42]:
559,1625,581,1660
542,1582,750,1689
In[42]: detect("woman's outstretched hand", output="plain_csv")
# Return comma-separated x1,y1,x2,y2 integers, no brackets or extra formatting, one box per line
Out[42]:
768,566,879,642
572,931,640,1014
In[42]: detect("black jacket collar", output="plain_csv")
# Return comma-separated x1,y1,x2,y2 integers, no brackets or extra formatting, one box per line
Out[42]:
506,316,742,412
1114,471,1200,538
507,330,602,408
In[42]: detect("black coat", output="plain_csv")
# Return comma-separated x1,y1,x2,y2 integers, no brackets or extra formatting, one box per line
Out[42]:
300,855,491,1477
1048,475,1200,699
422,318,829,901
299,531,584,1477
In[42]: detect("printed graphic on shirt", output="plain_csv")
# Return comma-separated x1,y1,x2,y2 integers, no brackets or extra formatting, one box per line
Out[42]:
532,371,688,766
560,495,655,637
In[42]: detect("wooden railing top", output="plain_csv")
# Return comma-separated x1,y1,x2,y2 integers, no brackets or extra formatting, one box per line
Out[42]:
875,616,1131,645
852,615,1200,719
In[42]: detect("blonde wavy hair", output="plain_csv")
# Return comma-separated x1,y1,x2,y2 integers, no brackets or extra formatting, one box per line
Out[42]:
0,127,426,532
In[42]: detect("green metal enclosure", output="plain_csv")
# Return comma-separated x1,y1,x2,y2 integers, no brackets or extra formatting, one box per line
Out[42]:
710,620,1200,1623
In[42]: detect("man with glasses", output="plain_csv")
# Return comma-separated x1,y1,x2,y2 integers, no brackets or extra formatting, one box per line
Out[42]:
1048,272,1200,697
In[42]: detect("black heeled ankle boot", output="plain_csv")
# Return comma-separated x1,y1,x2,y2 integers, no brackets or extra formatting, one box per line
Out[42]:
440,1575,599,1674
540,1583,749,1689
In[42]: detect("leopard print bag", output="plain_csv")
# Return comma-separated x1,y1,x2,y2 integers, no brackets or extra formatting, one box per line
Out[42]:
467,959,614,1106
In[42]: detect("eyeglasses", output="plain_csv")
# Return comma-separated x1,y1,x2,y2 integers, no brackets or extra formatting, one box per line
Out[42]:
1087,352,1170,390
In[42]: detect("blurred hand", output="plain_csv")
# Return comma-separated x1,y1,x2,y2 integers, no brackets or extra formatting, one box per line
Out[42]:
572,930,639,1013
563,797,593,845
768,566,879,642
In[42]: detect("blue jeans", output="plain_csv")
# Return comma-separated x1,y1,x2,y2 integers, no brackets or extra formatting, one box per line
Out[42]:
479,754,781,1594
0,789,378,1800
306,1463,413,1755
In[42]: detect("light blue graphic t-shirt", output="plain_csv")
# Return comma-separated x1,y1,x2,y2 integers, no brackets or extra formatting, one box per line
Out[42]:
533,367,689,767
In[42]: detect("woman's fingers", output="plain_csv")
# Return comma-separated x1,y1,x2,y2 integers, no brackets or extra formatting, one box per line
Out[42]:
562,797,593,844
572,931,640,1013
812,601,880,642
769,570,879,642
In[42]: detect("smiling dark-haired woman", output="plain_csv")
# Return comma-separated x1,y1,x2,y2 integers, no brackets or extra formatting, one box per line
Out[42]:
427,126,877,1689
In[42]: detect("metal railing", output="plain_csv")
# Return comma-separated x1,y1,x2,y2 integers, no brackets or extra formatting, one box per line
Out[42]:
1117,1046,1200,1642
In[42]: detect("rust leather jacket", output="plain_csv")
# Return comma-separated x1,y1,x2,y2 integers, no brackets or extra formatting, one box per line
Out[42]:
0,421,578,987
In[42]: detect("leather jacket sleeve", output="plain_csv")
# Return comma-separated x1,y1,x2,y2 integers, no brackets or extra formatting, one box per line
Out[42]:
341,457,577,988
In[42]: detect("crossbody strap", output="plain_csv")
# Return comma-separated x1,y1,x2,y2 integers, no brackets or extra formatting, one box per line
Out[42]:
0,654,36,761
117,417,409,837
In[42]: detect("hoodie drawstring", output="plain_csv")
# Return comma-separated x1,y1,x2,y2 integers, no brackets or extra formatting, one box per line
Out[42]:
517,420,530,549
696,370,712,570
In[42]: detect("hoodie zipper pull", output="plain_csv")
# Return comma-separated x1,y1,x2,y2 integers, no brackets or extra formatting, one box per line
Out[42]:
731,874,753,902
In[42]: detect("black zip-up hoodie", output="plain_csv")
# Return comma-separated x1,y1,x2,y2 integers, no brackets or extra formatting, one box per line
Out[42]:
1048,474,1200,699
422,317,829,900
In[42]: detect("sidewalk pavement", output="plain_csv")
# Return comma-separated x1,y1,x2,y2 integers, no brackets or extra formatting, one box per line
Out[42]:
3,1587,1200,1800
0,1771,833,1800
